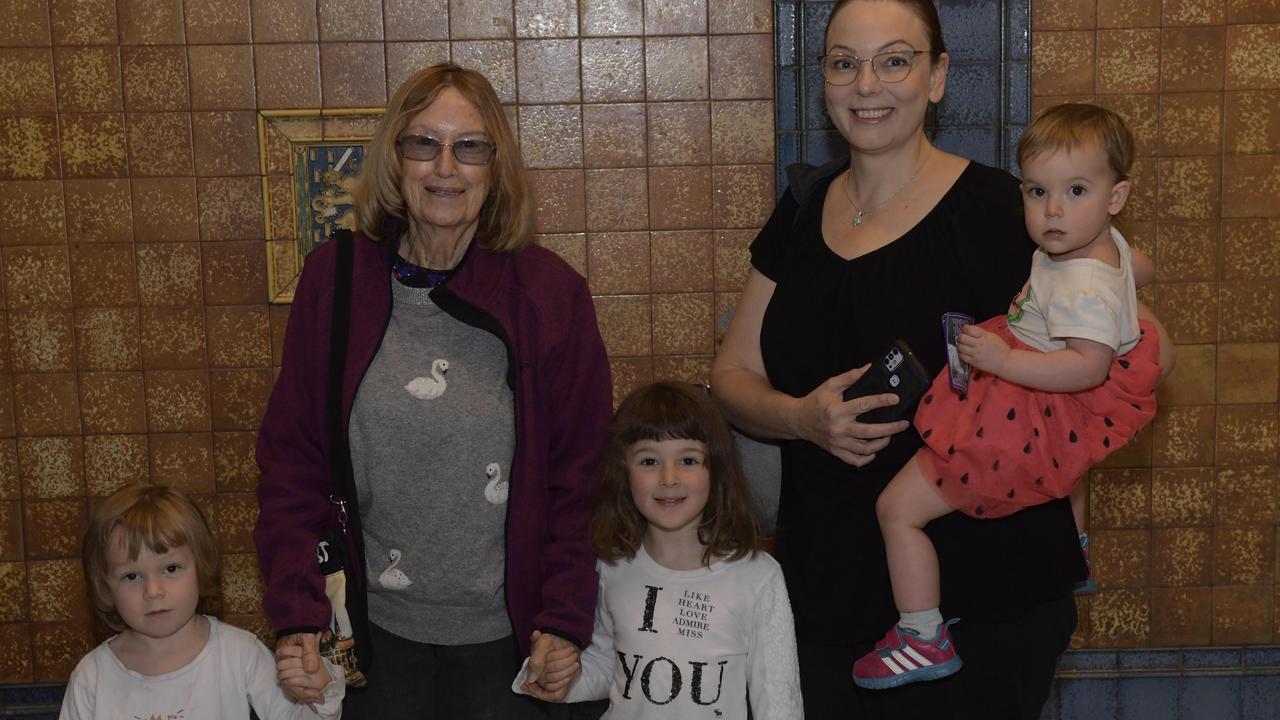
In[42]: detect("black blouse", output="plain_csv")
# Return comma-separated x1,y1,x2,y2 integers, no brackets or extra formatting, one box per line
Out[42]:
752,160,1085,645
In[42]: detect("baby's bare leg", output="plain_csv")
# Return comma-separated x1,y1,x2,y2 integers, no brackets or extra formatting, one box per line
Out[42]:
876,455,960,612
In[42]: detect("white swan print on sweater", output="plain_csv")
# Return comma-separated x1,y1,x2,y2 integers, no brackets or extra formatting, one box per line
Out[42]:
405,358,449,399
378,549,413,590
484,462,508,505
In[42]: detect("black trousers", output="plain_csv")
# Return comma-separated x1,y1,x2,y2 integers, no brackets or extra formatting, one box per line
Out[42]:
798,594,1076,720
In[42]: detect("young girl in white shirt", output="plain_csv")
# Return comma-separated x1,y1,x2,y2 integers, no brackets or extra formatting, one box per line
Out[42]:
515,381,803,719
60,484,343,719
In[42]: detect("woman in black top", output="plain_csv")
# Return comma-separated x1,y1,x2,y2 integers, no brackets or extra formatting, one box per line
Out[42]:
710,1,1169,718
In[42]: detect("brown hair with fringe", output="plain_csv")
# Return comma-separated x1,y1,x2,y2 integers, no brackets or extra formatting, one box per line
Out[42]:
354,63,532,252
83,484,222,631
826,0,948,60
591,382,760,567
1018,103,1135,182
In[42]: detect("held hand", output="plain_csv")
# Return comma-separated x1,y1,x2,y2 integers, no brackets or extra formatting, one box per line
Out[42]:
521,630,581,702
276,632,325,707
956,325,1011,376
797,365,909,467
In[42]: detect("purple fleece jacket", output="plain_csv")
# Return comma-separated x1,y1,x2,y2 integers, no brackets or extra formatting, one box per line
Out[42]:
253,230,612,655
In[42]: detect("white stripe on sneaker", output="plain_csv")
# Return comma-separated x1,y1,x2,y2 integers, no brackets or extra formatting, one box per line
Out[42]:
881,654,907,675
890,650,919,671
902,645,933,667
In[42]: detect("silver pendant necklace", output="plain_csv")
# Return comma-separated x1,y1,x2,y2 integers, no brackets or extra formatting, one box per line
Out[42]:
843,146,933,227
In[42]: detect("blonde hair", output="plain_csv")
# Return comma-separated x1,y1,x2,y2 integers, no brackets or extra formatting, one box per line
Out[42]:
1018,103,1135,182
355,63,533,252
83,484,221,631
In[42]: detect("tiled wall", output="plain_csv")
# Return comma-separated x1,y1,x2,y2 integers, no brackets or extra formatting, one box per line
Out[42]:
0,0,774,684
1029,0,1280,650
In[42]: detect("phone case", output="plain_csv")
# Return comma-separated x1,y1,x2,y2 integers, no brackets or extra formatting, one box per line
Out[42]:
842,340,932,423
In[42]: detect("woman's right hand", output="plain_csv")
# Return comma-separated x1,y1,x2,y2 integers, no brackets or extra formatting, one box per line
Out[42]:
276,632,325,706
794,365,910,466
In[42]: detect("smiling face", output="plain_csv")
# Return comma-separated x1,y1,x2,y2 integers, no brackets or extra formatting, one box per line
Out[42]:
105,528,202,643
1020,142,1130,261
824,0,948,156
627,438,712,547
398,86,493,242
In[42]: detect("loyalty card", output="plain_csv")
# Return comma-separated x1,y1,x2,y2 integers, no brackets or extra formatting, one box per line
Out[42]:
942,312,974,395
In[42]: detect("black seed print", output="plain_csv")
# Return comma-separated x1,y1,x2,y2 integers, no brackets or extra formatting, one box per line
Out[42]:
1140,328,1145,335
973,371,982,380
1104,417,1114,428
1131,402,1142,410
960,473,969,484
959,394,967,402
1033,427,1040,437
976,426,984,438
1118,359,1130,369
1034,476,1044,485
1023,442,1032,454
924,394,934,405
1103,437,1111,448
1006,408,1016,421
1044,407,1053,417
1053,457,1060,469
936,478,944,487
922,428,932,439
976,403,982,413
948,445,956,455
975,506,985,516
1069,430,1078,443
993,459,1001,471
1105,373,1111,381
1007,489,1015,498
991,378,999,386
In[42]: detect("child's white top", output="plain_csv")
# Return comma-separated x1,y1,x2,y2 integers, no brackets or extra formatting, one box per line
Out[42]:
513,545,803,719
58,616,344,720
1008,226,1140,355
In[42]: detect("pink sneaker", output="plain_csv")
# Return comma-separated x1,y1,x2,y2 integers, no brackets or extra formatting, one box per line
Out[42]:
852,619,962,690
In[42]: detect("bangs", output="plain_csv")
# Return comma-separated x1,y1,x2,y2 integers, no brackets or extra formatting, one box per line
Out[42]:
616,385,711,446
110,505,196,561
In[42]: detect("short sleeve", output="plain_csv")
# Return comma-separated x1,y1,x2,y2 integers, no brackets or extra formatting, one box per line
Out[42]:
1044,287,1123,349
749,189,801,282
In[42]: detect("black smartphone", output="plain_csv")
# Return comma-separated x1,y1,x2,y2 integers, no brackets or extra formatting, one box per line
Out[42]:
841,340,932,424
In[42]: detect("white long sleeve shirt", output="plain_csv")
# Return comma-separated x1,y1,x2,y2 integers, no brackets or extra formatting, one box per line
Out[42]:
59,617,344,720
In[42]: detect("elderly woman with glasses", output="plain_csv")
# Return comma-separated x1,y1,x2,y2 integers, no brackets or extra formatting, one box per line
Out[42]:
254,63,611,718
711,1,1168,718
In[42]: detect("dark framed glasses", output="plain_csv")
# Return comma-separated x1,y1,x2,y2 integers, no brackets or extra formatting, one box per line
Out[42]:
397,135,496,164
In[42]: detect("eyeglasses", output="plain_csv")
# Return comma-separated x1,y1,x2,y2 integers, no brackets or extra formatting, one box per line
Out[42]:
396,135,496,164
821,50,937,85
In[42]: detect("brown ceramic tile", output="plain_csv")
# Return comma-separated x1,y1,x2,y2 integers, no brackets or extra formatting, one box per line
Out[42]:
187,45,256,110
50,0,116,44
1068,596,1089,649
0,378,13,438
385,42,451,98
648,102,711,167
1161,27,1225,92
213,431,258,492
1031,32,1095,96
1215,465,1278,527
268,303,289,366
319,42,387,108
0,0,51,46
1096,422,1153,469
1229,0,1280,22
645,0,705,34
318,0,382,40
139,306,206,369
0,501,20,560
385,0,448,40
514,0,577,37
1088,468,1151,529
653,293,714,355
1159,93,1223,157
23,499,84,559
27,559,88,623
1153,285,1217,345
1222,219,1280,281
0,117,59,180
202,241,267,305
1155,221,1217,282
710,101,773,166
136,243,203,307
1156,343,1216,408
1214,525,1274,585
0,440,17,498
1151,526,1212,585
75,308,141,371
714,164,774,229
1095,29,1160,95
1163,0,1227,24
1097,0,1162,27
1217,342,1279,403
593,294,652,357
1114,219,1155,261
0,52,41,118
648,166,712,230
64,179,133,244
1149,586,1212,644
117,0,185,44
70,244,138,308
59,114,128,178
79,371,146,434
197,176,263,242
221,551,264,614
1225,91,1280,152
1219,281,1280,342
585,168,648,231
580,38,644,103
652,355,712,385
581,0,642,36
17,437,81,498
205,306,271,368
515,39,580,104
709,0,771,33
84,434,149,495
10,309,73,372
1157,156,1220,221
651,231,713,293
519,105,583,169
1226,24,1280,90
1092,529,1150,589
713,230,752,292
582,104,646,169
1030,94,1098,121
449,0,514,38
145,369,212,433
121,47,189,111
1094,95,1160,157
1213,584,1273,644
3,246,70,308
1151,466,1215,528
31,620,91,682
1087,588,1149,646
451,41,517,103
251,0,318,42
587,232,649,295
535,233,587,277
646,37,709,101
53,47,119,114
1223,154,1280,218
529,169,585,233
213,492,258,553
1216,404,1279,465
126,113,194,178
191,111,259,177
609,356,654,407
149,432,214,492
0,181,65,245
1153,405,1215,466
1032,0,1096,28
0,562,28,622
185,0,251,43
